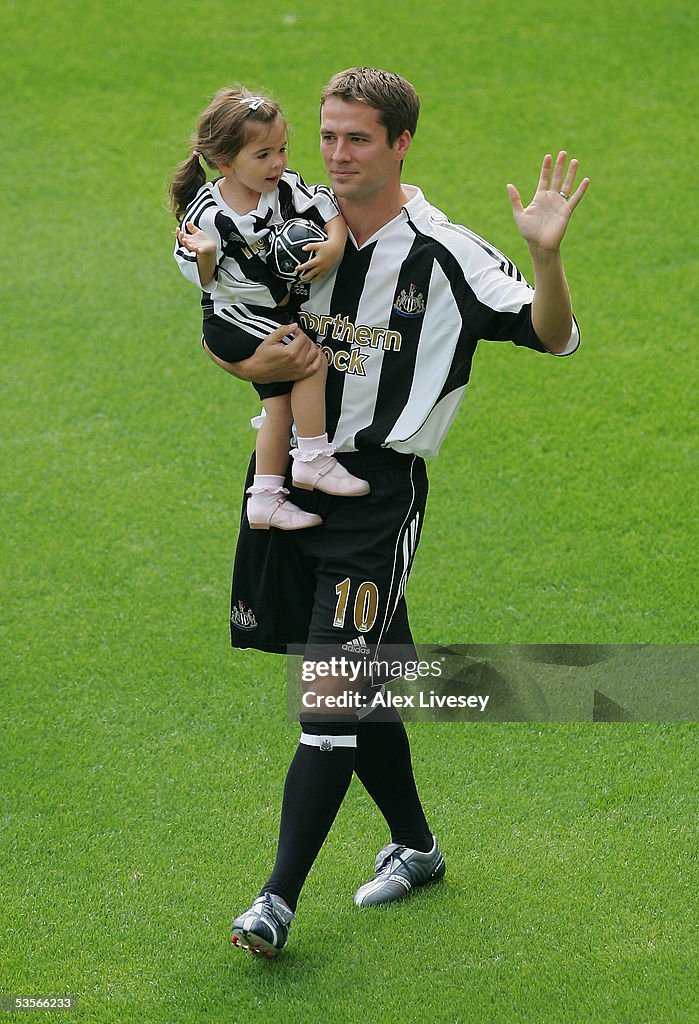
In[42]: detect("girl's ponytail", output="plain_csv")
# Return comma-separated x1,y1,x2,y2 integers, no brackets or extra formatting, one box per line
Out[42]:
170,150,207,221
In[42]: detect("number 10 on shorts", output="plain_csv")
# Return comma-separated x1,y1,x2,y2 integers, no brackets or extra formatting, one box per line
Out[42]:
334,578,379,633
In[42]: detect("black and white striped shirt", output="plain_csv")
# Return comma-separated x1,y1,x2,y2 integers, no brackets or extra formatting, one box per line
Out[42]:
173,169,339,338
298,185,580,458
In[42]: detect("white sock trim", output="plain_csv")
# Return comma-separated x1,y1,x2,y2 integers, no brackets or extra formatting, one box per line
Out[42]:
299,732,357,750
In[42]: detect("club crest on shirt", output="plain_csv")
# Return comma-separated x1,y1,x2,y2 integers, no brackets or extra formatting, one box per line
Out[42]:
393,284,426,318
231,600,258,631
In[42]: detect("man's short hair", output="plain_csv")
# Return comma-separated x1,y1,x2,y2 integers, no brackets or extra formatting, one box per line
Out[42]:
320,67,420,145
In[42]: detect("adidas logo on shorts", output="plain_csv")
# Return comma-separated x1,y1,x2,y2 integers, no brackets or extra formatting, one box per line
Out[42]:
342,636,371,655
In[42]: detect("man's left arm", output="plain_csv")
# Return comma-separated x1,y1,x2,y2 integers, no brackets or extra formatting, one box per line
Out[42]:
507,151,590,354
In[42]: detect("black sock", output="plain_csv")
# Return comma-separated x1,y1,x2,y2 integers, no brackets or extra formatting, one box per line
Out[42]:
261,719,357,913
354,704,433,852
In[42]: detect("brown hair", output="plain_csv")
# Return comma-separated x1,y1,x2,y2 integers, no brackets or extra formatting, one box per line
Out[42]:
320,67,419,145
169,85,285,220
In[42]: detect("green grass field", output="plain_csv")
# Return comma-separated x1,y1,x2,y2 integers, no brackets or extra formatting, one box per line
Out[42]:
2,0,697,1021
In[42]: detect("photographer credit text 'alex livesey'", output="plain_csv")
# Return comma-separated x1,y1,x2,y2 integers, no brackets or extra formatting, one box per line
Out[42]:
287,645,699,723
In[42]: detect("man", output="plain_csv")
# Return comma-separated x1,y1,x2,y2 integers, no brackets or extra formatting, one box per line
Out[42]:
206,68,589,957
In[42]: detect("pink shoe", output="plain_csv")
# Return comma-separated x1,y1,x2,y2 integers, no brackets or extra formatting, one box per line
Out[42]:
291,453,370,496
247,493,322,531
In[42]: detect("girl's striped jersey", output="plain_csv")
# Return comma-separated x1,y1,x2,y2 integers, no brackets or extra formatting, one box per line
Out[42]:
296,185,580,458
173,169,339,322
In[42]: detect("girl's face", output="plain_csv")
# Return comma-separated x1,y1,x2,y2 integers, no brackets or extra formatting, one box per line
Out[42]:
218,117,289,197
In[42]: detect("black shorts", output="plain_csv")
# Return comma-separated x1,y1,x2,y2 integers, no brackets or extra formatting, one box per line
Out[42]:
229,447,429,657
202,309,295,400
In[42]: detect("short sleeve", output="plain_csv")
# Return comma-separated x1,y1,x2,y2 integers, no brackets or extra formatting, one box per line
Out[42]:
281,170,341,225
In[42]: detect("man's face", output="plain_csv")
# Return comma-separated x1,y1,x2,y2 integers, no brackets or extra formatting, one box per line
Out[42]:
320,97,410,204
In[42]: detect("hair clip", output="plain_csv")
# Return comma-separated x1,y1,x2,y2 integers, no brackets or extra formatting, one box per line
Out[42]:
240,95,265,111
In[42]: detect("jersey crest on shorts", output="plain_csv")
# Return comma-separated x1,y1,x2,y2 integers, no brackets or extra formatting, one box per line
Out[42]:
231,600,258,630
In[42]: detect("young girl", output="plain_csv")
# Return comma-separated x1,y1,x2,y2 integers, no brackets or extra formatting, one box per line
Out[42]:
171,86,369,531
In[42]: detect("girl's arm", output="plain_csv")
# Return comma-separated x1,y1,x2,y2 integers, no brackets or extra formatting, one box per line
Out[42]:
296,214,348,282
175,221,217,288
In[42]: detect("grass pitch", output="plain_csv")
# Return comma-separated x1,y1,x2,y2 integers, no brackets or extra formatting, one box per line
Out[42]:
2,0,697,1021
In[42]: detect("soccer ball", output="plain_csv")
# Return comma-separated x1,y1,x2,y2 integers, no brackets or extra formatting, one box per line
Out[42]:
266,218,328,280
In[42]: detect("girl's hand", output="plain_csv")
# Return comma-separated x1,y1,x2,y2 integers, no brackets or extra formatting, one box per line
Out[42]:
296,238,343,282
176,221,217,256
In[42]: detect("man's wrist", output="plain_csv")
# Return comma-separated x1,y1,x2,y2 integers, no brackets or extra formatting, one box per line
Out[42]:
527,243,562,265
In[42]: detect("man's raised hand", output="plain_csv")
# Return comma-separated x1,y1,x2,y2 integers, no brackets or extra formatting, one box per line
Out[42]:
507,151,589,255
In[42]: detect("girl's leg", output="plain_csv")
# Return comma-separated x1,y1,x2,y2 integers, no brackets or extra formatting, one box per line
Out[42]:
256,396,294,477
289,361,370,497
246,395,322,532
289,359,327,440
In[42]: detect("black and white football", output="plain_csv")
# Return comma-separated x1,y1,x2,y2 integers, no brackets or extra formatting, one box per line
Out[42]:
266,218,327,280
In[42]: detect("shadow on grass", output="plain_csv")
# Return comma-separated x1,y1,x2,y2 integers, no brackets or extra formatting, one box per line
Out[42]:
174,883,451,1019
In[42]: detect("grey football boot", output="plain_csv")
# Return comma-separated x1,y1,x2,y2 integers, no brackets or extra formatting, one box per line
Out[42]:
353,835,445,907
231,893,294,958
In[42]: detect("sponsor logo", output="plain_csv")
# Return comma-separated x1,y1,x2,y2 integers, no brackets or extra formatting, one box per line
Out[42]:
222,235,265,261
342,636,371,656
231,600,258,631
297,310,408,379
321,346,368,376
242,239,267,260
298,311,403,352
394,284,425,318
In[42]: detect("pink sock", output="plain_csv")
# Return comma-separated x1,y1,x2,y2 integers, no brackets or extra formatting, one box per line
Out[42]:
294,434,334,461
296,433,329,450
